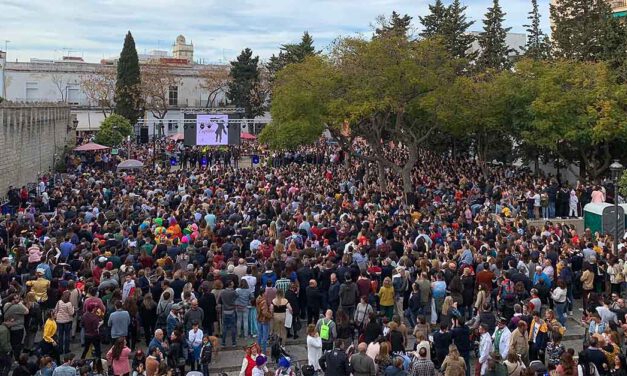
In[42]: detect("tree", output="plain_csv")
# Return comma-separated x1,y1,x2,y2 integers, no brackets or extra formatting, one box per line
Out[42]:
435,71,515,175
476,0,513,71
550,0,613,62
264,36,458,194
199,67,230,108
419,0,476,64
375,11,413,39
94,113,133,146
444,0,477,60
522,0,551,60
80,66,116,116
266,32,319,84
51,73,68,102
114,31,142,125
419,0,448,38
521,60,627,179
227,48,266,118
141,63,182,119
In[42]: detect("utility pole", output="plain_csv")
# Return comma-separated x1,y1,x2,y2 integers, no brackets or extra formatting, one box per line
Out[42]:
1,40,9,99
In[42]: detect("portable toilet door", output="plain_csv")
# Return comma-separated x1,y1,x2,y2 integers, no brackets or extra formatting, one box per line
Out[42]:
584,203,625,236
584,203,612,234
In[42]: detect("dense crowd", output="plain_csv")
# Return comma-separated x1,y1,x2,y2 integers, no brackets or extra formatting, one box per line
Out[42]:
0,138,625,376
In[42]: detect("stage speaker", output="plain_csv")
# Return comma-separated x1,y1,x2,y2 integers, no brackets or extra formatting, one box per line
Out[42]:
140,127,149,144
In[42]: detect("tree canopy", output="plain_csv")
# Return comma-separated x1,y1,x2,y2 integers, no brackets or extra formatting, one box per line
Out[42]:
94,113,134,146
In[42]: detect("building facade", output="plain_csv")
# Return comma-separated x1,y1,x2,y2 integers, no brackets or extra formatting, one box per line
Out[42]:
0,36,236,135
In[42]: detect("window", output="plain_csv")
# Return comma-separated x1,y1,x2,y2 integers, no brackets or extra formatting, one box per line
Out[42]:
66,84,80,105
168,120,175,131
25,82,38,100
168,85,178,106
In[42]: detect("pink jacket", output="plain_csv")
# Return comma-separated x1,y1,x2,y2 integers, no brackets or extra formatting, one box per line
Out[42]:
55,301,75,324
107,346,132,375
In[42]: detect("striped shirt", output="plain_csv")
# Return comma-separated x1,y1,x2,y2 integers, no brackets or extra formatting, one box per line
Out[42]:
274,278,291,294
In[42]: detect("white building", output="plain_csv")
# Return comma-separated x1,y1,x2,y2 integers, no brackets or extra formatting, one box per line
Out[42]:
0,35,240,135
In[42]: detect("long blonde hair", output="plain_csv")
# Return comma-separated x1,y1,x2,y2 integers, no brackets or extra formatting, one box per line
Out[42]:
442,296,453,315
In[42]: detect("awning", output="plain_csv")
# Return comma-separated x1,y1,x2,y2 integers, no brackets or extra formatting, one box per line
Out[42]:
241,132,256,140
74,111,107,131
74,142,110,152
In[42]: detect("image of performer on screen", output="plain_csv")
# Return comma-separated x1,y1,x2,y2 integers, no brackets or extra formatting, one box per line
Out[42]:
214,120,227,143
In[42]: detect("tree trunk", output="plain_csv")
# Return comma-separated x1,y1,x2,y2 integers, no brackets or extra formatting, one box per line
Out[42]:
377,160,387,193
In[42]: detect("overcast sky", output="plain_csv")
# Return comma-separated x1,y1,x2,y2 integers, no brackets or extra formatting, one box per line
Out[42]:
1,0,551,64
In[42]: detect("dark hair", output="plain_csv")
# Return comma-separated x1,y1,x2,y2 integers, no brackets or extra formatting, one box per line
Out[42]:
112,338,125,360
419,347,427,357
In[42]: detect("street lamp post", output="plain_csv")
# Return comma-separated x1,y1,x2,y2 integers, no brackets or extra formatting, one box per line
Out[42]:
610,160,625,255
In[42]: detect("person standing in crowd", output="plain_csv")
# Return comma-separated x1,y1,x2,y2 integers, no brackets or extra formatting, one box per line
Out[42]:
316,309,337,352
351,342,376,376
81,305,102,359
219,279,238,347
478,324,493,376
54,290,75,356
108,300,130,342
3,293,29,360
106,338,131,376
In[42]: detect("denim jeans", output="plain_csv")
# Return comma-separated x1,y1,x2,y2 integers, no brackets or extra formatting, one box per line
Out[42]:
222,312,237,346
542,206,549,219
405,310,418,328
555,302,566,326
57,322,72,355
202,364,211,376
548,201,556,218
236,309,249,338
248,307,258,336
257,321,270,353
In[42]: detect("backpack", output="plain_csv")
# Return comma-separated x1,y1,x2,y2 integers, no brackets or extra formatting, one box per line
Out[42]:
320,319,331,341
500,279,515,301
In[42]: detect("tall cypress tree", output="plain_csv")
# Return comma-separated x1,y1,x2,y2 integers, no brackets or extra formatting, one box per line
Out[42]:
476,0,513,71
550,0,613,61
419,0,449,38
114,31,142,125
523,0,551,60
443,0,476,60
227,48,265,118
375,11,413,38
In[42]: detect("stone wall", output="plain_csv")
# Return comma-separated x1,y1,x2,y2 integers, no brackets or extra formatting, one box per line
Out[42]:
0,102,74,197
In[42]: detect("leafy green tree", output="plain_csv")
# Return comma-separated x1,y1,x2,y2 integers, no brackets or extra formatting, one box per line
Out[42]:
94,113,133,146
521,60,627,179
227,48,265,118
419,0,448,38
375,11,413,38
114,31,142,125
264,36,457,193
550,0,613,62
522,0,551,60
476,0,513,71
434,71,514,175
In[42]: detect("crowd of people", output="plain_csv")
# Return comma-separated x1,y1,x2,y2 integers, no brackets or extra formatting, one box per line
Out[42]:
0,137,625,376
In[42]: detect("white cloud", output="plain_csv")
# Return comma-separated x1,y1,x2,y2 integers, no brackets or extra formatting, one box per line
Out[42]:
1,0,551,63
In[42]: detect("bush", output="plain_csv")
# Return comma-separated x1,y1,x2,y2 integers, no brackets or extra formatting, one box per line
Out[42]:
94,114,133,146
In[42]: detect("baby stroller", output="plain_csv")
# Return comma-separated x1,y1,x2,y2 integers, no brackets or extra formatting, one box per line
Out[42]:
270,334,289,364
